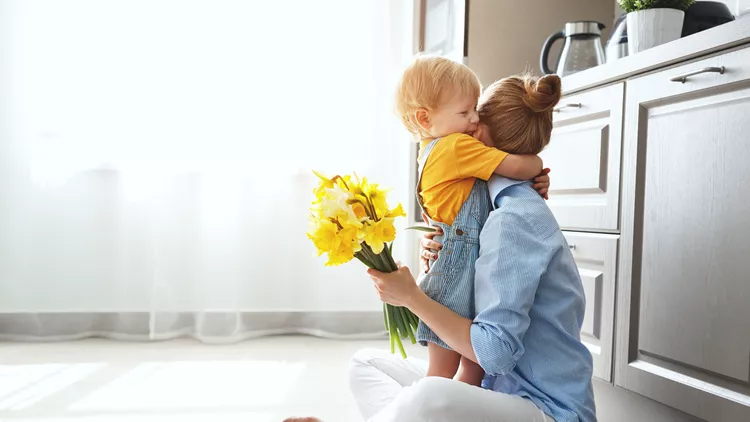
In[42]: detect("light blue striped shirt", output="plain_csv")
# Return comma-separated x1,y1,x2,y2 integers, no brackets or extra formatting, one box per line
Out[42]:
470,176,596,422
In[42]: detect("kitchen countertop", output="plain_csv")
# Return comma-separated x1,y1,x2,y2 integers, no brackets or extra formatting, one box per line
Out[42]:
561,16,750,94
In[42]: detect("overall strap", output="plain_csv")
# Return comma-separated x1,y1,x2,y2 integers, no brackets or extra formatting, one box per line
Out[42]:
415,138,441,214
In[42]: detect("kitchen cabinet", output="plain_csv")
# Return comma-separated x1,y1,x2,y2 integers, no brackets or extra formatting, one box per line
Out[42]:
544,82,624,383
542,83,624,232
614,45,750,422
410,6,750,421
563,232,618,382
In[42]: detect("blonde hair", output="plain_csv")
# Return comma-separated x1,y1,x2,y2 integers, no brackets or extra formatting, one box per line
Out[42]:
396,55,481,138
477,74,561,154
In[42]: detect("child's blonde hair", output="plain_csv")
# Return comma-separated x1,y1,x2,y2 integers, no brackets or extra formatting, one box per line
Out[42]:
477,74,561,155
396,55,481,138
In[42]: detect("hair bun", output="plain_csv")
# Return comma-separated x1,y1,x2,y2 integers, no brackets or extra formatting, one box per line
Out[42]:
524,74,562,113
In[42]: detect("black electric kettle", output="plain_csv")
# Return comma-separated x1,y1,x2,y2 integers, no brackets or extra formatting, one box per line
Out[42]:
540,21,606,77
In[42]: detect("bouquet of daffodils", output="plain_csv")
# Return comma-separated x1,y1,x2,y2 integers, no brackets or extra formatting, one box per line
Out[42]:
306,171,418,358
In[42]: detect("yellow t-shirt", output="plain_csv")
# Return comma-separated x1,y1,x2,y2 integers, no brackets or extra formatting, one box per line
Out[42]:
419,133,508,226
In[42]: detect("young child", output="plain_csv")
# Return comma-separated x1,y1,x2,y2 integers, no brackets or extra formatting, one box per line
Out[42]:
395,55,548,385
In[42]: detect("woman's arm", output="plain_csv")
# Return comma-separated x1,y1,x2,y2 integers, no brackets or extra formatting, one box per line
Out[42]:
371,209,556,374
368,266,479,363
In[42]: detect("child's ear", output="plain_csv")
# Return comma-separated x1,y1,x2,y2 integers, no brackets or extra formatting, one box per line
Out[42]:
415,108,431,131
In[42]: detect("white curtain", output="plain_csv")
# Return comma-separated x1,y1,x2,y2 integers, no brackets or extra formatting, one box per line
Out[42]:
0,0,415,341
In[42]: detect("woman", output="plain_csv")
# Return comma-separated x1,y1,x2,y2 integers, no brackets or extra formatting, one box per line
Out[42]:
288,74,596,422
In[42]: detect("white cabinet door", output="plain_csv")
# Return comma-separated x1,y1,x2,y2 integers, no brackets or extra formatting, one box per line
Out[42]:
541,83,624,233
563,232,618,382
616,45,750,421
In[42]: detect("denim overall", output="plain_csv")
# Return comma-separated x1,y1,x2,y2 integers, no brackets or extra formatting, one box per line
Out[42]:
416,137,493,349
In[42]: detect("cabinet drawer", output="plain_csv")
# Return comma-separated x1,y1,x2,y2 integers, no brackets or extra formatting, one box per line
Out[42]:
541,83,624,232
629,44,750,101
563,231,618,382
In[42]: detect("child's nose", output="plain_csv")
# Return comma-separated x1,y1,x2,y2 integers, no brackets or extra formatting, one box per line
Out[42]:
470,112,479,124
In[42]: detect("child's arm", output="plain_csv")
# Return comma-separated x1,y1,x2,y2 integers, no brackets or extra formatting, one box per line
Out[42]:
493,154,543,180
452,134,543,181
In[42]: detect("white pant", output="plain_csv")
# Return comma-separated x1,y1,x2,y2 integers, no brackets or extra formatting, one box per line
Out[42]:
348,348,553,422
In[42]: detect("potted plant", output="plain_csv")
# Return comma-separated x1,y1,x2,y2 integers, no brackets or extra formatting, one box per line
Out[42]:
619,0,695,54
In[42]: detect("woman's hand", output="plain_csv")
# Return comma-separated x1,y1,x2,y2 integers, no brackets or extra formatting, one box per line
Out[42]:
368,265,423,308
419,227,444,273
533,168,551,200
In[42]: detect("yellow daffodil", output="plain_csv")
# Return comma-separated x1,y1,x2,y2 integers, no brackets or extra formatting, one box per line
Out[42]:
363,218,397,254
308,170,417,358
385,203,406,219
306,219,338,256
350,201,369,220
326,240,354,266
319,186,363,229
349,173,366,196
325,227,361,266
313,171,336,203
338,226,363,252
360,177,390,219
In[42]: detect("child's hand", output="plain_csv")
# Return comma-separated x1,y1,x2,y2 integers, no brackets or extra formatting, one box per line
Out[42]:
420,227,444,273
533,168,551,200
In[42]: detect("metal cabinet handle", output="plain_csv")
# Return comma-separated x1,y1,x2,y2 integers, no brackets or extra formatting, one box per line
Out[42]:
553,103,582,113
669,66,725,83
568,244,577,251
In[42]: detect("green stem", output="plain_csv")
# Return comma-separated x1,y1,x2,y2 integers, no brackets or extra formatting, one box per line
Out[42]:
380,248,398,272
360,243,384,271
388,306,396,354
391,304,408,341
355,252,376,269
399,307,417,344
394,332,407,358
382,302,389,332
369,245,391,272
363,244,411,357
387,305,408,358
365,197,379,222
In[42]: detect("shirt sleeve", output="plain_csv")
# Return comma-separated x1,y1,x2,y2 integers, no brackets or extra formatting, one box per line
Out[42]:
470,208,556,376
452,134,509,181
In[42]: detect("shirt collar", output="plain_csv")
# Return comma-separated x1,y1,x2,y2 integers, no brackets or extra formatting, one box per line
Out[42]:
488,175,527,209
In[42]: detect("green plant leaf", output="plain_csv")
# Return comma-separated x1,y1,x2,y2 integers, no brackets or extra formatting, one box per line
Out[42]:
405,226,437,233
619,0,694,13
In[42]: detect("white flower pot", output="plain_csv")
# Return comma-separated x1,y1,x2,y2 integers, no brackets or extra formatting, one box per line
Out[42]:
627,8,685,54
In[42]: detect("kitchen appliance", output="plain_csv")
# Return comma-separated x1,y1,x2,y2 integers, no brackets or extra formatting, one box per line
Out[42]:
606,14,628,63
682,1,735,37
540,21,606,77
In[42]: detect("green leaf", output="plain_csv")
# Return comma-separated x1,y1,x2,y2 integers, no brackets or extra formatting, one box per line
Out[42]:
405,226,437,233
618,0,694,12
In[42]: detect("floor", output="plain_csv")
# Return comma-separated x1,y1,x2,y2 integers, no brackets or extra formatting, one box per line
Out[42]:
0,336,426,422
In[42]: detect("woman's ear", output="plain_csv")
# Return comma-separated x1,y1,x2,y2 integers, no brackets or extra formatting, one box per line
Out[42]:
473,123,493,147
414,108,431,132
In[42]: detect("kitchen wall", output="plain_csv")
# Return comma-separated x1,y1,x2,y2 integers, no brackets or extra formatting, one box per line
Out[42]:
467,0,615,85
